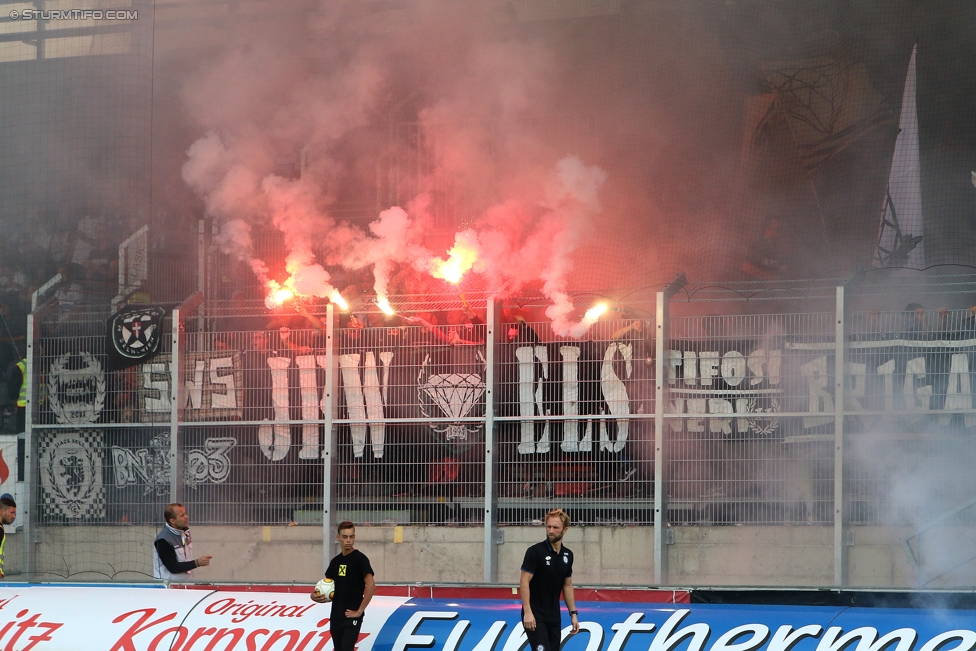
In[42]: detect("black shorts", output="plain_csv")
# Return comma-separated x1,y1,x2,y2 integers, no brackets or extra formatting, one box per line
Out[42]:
525,619,562,651
331,615,364,651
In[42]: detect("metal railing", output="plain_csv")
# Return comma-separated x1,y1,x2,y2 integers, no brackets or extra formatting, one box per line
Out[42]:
21,276,976,584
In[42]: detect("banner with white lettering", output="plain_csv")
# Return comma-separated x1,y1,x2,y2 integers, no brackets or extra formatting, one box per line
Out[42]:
37,321,976,522
500,332,654,457
379,599,976,651
137,352,243,423
666,339,783,440
0,587,408,651
785,331,976,438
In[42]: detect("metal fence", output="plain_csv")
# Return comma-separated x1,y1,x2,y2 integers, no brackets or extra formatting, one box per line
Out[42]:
666,312,836,526
20,276,976,583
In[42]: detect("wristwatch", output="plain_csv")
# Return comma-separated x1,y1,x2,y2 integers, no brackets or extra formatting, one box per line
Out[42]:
569,610,578,616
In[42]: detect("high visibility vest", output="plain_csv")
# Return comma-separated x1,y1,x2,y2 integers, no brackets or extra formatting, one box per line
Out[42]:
15,360,26,408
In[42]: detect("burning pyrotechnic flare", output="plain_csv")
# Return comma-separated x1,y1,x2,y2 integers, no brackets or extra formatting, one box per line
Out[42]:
266,259,346,311
330,291,349,311
564,302,608,338
275,288,295,304
584,302,607,321
375,297,396,316
430,230,480,285
264,281,296,308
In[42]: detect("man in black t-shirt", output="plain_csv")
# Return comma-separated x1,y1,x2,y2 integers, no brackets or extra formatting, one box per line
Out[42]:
312,521,375,651
520,509,579,651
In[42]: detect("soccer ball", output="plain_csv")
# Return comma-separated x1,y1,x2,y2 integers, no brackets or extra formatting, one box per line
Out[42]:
314,578,335,602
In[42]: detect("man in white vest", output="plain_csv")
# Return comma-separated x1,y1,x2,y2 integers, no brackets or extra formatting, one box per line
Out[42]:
153,503,212,580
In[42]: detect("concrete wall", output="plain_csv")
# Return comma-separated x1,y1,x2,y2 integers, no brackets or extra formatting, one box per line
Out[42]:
669,525,835,586
14,524,963,588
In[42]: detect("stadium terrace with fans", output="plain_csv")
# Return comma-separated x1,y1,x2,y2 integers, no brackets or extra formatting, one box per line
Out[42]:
4,1,976,645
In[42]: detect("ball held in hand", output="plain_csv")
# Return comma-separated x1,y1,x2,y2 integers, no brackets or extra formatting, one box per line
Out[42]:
314,578,335,602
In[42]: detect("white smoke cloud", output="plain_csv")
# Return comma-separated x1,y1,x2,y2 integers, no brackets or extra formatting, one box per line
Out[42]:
182,131,270,282
261,175,341,298
339,206,434,300
539,156,608,335
214,218,269,285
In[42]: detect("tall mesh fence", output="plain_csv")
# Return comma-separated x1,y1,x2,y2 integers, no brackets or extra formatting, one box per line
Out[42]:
666,313,836,525
18,279,976,584
31,304,168,579
2,1,976,409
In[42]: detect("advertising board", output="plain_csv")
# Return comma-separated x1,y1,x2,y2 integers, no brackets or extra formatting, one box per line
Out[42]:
0,588,974,651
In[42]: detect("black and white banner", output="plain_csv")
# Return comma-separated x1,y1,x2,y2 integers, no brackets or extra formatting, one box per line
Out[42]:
665,340,783,439
35,324,976,523
107,305,166,370
785,332,976,436
37,431,105,520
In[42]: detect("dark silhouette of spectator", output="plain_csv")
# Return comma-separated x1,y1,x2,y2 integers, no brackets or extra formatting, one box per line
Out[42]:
53,263,85,320
4,357,26,433
0,298,26,364
215,290,274,350
742,217,788,279
403,310,483,346
902,303,928,334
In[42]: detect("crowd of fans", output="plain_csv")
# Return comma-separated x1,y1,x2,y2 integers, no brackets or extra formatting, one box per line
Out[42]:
0,211,131,430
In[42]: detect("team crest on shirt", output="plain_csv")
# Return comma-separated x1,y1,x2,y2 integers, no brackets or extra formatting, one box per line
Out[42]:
339,564,347,576
537,645,544,651
563,554,568,564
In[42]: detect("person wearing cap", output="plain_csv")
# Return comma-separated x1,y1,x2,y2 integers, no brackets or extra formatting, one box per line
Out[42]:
0,493,15,578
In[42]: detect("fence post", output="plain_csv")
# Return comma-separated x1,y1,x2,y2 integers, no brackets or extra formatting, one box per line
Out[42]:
483,299,499,582
197,219,206,296
166,292,203,506
322,304,338,571
833,282,848,585
23,299,58,579
654,273,685,585
169,307,182,504
23,311,38,579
